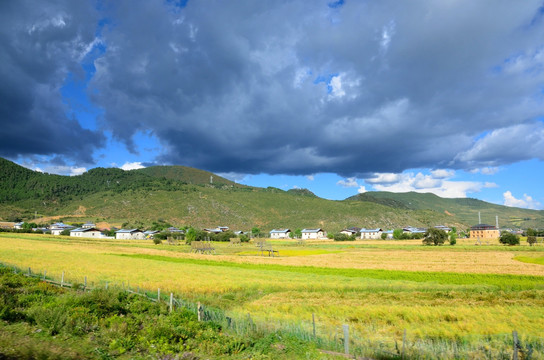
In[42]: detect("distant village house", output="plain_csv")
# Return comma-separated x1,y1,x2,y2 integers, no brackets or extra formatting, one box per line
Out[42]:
360,228,383,240
301,228,326,239
270,229,291,239
115,229,145,240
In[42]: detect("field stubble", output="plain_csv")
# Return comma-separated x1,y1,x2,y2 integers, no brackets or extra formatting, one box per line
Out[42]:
1,233,544,358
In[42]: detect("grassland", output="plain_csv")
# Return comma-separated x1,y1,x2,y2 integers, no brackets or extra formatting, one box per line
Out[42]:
1,233,544,358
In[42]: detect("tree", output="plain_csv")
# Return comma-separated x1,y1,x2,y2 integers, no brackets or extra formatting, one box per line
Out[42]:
449,231,457,246
527,236,537,246
393,229,403,240
185,227,197,244
423,228,447,246
290,228,302,239
499,232,520,246
251,227,261,238
333,233,353,241
526,228,536,237
60,229,71,236
381,232,387,240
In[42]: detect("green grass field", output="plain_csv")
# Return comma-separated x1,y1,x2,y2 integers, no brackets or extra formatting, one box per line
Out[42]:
1,233,544,359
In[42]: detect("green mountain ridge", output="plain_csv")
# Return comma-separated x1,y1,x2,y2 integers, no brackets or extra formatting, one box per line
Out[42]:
1,157,543,231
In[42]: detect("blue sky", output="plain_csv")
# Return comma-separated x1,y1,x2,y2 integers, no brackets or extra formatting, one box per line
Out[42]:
1,0,544,209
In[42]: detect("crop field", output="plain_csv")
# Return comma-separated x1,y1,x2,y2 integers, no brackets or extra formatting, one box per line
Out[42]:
1,233,544,358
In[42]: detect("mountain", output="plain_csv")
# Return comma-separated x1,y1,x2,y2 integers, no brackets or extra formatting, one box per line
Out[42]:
1,157,543,230
348,191,544,229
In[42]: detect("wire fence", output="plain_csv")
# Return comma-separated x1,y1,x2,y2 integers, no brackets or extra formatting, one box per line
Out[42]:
2,261,543,360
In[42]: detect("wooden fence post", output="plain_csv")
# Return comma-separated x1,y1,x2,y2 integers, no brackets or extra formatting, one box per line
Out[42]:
157,288,161,302
402,329,407,359
105,281,108,290
28,267,31,276
343,324,350,356
512,330,519,360
43,270,47,280
84,276,87,290
312,313,316,338
61,271,64,287
169,293,173,312
197,302,202,321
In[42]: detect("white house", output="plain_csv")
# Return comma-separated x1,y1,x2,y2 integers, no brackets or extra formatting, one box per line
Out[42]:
70,227,103,238
115,229,145,240
13,222,24,230
301,228,326,239
50,222,74,235
360,228,383,239
340,227,360,237
270,229,291,239
82,222,96,229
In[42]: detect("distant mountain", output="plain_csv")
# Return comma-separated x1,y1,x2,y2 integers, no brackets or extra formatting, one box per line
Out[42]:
348,191,544,229
1,157,543,230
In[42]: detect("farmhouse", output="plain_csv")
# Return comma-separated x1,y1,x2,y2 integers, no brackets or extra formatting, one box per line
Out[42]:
115,229,145,240
143,230,159,238
301,228,326,239
13,222,24,230
470,224,499,239
360,228,383,239
340,227,360,236
434,225,451,232
50,222,74,235
70,227,103,238
82,222,96,229
403,227,426,235
270,229,291,239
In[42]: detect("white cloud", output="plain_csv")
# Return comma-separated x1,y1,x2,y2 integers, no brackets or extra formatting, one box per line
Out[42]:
306,174,315,181
365,173,402,184
480,167,500,175
430,169,455,179
503,191,541,210
367,171,491,198
358,185,367,194
70,167,87,176
337,177,359,188
120,162,145,171
217,172,247,183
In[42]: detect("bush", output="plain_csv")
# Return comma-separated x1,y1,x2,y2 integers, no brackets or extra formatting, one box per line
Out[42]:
333,233,354,241
239,234,249,242
499,232,520,246
381,232,387,240
153,238,162,245
423,228,447,246
527,236,537,246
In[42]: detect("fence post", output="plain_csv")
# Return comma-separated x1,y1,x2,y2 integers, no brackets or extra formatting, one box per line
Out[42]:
343,324,350,356
513,330,519,360
312,313,316,338
197,302,203,321
137,286,140,294
105,281,108,290
43,270,47,280
169,293,173,312
61,271,64,287
84,276,87,290
402,329,407,359
28,267,31,276
157,288,161,302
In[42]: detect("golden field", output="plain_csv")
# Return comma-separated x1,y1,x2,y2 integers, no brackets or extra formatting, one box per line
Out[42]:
1,233,544,358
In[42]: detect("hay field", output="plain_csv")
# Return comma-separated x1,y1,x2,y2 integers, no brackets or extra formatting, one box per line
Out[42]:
1,233,544,357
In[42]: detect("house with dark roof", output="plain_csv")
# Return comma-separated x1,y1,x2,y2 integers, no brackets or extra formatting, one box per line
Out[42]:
340,227,361,236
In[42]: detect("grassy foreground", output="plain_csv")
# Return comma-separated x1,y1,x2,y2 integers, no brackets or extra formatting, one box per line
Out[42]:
1,233,544,359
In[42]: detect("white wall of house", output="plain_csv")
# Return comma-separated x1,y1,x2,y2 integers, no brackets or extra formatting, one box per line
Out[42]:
116,231,145,240
270,231,290,239
70,230,102,238
301,230,325,239
360,230,382,239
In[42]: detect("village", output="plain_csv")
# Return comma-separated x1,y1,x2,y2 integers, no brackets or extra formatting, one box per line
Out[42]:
5,220,505,241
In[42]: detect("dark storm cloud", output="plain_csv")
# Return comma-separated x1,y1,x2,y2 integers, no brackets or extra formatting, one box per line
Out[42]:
0,0,105,163
88,0,544,175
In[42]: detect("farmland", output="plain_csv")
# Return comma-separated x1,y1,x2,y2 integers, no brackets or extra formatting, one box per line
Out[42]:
1,233,544,358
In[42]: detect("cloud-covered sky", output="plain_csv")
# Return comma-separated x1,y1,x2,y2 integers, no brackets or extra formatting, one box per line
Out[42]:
1,0,544,209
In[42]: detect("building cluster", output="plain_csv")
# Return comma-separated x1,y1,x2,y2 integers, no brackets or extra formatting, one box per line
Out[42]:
11,221,503,240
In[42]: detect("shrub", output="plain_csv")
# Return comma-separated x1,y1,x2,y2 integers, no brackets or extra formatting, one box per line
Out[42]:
527,236,537,246
423,228,447,246
239,234,249,242
499,232,520,246
153,238,162,245
381,232,387,240
333,233,354,241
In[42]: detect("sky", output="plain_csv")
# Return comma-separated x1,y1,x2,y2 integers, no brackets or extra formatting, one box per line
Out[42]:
1,0,544,209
